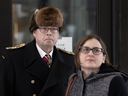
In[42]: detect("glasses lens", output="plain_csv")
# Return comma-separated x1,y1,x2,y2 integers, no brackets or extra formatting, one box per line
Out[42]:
81,47,90,54
92,48,102,55
50,28,59,34
39,27,47,33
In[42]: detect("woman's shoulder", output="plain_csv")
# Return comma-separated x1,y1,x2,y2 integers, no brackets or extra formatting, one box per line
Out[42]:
108,76,128,96
110,76,127,86
69,73,78,81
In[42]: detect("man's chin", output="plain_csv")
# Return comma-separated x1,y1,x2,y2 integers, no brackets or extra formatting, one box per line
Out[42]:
45,43,54,47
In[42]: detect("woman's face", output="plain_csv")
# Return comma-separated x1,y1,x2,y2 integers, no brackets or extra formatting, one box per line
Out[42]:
79,38,106,71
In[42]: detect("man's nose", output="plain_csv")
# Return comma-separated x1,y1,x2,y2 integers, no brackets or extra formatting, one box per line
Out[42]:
47,29,52,34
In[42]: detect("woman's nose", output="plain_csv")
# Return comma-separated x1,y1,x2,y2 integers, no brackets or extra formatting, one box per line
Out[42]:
88,50,94,55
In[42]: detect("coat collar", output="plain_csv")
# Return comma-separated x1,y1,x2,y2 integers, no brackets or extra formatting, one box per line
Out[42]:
78,66,128,83
41,46,73,91
24,40,40,67
24,40,73,87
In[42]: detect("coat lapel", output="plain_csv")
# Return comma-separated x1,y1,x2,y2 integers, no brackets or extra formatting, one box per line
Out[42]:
41,47,74,91
24,41,74,92
24,40,50,82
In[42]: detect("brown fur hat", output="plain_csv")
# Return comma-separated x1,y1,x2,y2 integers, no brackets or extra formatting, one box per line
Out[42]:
29,13,38,33
36,7,63,28
29,7,64,33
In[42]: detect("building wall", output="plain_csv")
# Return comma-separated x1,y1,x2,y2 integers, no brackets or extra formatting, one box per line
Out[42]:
0,0,12,56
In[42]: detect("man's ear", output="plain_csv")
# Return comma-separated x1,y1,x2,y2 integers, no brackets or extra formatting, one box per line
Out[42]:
33,30,36,37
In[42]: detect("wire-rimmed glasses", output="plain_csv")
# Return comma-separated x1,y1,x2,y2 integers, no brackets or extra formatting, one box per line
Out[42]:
37,27,59,34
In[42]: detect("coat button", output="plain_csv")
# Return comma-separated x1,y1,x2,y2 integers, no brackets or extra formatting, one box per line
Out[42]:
33,94,36,96
31,80,35,84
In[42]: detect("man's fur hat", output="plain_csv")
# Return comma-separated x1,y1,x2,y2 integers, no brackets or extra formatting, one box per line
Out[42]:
35,7,63,28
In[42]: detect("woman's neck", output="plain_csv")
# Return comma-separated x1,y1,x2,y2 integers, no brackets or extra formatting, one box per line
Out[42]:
81,68,100,80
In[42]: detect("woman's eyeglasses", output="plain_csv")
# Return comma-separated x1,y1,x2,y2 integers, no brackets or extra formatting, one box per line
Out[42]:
80,46,104,55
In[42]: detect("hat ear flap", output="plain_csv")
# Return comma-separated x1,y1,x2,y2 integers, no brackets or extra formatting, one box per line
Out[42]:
29,14,38,33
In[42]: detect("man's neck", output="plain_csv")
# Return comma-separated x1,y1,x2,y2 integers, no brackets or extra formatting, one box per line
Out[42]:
42,47,53,53
36,43,54,58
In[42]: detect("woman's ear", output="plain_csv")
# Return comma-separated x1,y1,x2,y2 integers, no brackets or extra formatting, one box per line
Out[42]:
103,55,106,63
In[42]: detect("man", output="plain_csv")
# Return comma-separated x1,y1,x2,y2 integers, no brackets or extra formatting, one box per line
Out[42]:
0,7,75,96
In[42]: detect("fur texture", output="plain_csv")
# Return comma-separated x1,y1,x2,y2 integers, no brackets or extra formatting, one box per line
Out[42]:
35,7,63,27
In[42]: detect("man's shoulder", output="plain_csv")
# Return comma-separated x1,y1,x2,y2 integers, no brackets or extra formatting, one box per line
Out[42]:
4,43,26,54
57,48,75,56
1,43,26,60
6,43,25,50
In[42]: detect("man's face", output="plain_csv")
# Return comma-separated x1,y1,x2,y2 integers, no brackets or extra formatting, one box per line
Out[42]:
33,26,59,50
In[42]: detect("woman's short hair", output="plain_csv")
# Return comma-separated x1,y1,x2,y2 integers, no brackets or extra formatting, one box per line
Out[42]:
75,34,114,69
29,7,64,33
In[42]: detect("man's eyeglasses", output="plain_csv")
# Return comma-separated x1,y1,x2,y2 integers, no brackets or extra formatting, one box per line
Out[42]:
80,46,104,55
37,27,59,34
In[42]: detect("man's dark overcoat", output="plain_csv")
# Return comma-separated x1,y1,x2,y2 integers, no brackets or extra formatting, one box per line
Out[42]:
0,40,75,96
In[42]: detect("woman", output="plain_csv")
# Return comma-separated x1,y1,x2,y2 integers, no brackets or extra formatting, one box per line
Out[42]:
66,34,128,96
